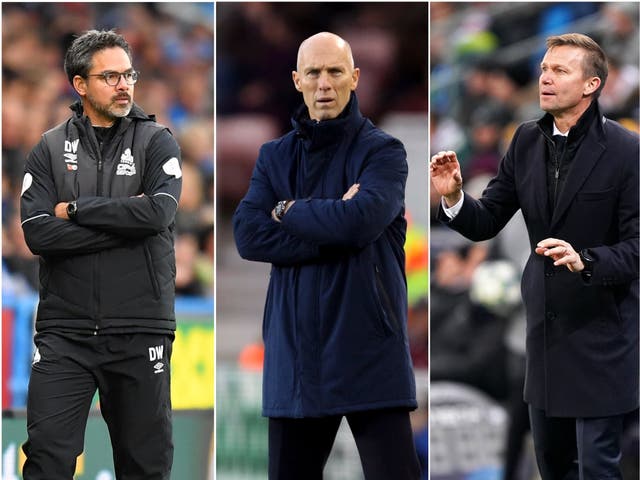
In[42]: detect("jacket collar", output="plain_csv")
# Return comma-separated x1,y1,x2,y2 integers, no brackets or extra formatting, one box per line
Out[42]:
291,93,364,150
537,100,603,145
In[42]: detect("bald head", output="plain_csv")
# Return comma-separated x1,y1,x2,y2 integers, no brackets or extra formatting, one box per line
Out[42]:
292,32,360,121
296,32,355,72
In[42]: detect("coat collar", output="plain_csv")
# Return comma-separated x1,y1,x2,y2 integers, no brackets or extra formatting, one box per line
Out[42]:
291,93,364,150
537,100,603,145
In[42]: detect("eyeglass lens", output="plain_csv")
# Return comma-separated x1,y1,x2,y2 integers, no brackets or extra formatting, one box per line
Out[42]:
105,71,138,86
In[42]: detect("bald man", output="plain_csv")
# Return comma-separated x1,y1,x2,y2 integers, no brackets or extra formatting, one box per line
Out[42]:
234,32,422,479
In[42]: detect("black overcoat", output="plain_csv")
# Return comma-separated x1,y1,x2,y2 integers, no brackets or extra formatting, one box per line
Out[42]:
439,105,639,417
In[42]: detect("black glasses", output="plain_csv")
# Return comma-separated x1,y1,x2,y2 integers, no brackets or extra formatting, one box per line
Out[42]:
86,70,139,86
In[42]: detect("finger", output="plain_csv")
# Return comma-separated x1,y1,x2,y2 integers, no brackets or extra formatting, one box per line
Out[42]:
536,238,565,249
543,245,570,257
554,254,577,267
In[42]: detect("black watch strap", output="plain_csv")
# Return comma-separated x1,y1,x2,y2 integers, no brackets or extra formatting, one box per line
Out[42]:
67,200,78,219
579,249,594,277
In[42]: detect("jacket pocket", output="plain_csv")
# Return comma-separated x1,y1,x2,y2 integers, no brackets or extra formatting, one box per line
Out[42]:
373,265,400,336
144,243,161,300
576,187,615,202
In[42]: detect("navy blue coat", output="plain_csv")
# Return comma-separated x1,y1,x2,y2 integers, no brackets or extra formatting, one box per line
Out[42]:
233,95,417,417
439,103,639,417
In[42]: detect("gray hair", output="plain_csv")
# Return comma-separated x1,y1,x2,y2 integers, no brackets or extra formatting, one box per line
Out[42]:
64,30,132,85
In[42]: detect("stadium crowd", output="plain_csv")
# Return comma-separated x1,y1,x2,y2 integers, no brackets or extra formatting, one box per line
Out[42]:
2,2,214,301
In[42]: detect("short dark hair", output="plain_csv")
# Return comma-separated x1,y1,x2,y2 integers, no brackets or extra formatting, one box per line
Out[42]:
546,33,608,98
64,30,132,86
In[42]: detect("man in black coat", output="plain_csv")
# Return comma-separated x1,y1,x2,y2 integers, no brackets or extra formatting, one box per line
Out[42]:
430,33,638,479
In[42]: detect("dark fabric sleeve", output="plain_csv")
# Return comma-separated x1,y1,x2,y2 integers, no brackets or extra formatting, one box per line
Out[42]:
233,145,322,265
74,128,182,238
587,135,639,286
280,138,407,248
437,127,522,242
20,138,127,256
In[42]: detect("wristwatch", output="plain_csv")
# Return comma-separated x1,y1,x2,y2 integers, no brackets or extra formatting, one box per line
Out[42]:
67,200,78,220
274,200,290,220
578,249,594,278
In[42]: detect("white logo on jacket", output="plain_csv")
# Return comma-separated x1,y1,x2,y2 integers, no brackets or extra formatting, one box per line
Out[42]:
162,157,182,178
116,148,137,176
64,139,79,170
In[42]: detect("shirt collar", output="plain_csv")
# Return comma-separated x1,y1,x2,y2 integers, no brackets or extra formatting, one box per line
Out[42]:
552,122,568,137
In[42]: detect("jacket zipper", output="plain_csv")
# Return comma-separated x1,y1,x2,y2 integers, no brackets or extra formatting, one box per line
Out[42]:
89,126,103,330
553,142,563,206
374,265,400,335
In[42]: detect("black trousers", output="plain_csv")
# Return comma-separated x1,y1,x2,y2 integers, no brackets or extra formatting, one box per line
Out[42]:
529,405,626,480
268,408,422,480
22,331,174,480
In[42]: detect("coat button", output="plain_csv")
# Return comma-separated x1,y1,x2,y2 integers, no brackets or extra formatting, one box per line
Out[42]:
546,312,556,320
545,271,554,277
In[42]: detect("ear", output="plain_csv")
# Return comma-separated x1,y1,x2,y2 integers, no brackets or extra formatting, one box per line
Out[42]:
292,71,302,92
350,67,360,91
583,76,601,96
73,75,87,97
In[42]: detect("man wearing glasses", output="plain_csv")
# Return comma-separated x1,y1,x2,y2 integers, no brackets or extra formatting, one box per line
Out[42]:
20,30,182,479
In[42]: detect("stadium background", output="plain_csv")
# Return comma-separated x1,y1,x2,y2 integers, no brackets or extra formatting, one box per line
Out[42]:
216,2,428,479
430,2,639,480
1,3,214,479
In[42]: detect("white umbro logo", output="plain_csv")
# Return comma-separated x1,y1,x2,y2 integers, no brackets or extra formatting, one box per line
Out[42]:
149,345,165,374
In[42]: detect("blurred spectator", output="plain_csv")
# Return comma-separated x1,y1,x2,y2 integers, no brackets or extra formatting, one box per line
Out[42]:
2,2,214,299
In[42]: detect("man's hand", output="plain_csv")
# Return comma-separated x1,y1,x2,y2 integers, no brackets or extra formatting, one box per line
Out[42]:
54,202,70,220
535,238,584,272
342,183,360,200
430,150,463,207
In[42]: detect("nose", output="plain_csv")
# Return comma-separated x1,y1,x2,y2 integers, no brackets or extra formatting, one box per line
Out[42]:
540,72,551,85
317,71,331,90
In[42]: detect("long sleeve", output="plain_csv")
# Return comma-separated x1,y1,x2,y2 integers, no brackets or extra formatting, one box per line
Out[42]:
280,138,407,249
72,129,182,238
438,128,522,242
233,145,322,266
20,139,126,256
587,137,639,286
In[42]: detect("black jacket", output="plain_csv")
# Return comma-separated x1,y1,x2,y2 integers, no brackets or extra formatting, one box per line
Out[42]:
439,102,639,417
20,102,182,334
